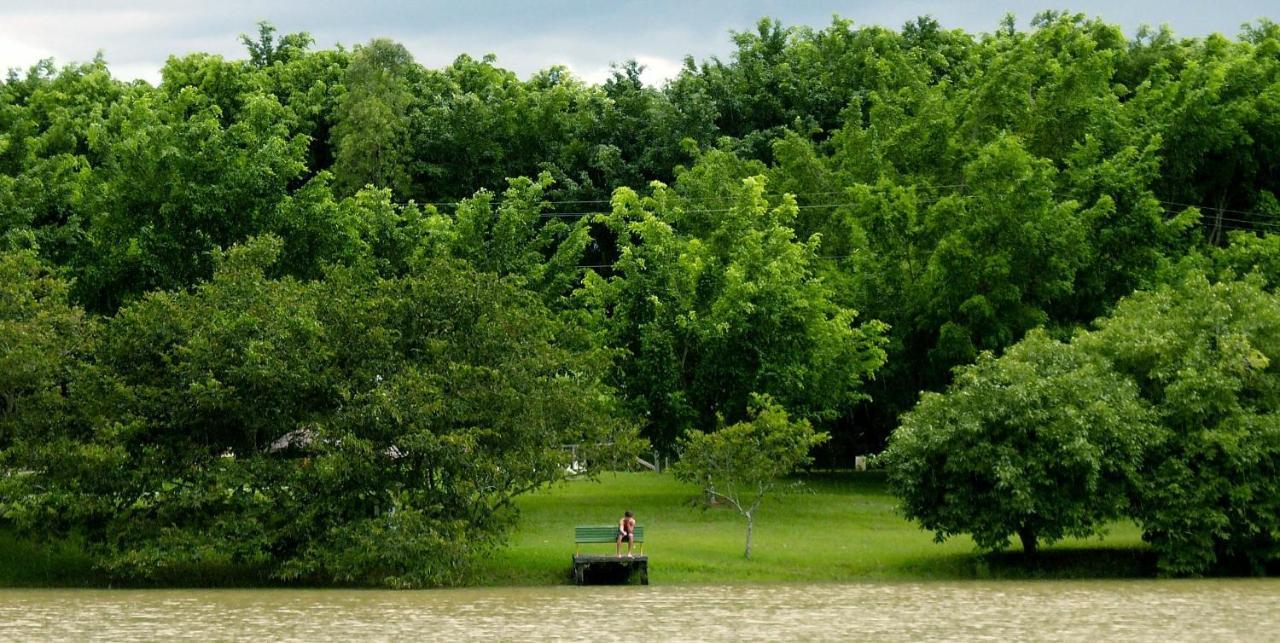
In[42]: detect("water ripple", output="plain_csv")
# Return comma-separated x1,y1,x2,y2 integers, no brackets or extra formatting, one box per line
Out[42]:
1,580,1278,641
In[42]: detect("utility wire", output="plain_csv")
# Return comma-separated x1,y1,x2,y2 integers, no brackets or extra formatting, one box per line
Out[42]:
1160,208,1280,232
447,186,1279,269
419,183,1280,229
420,184,970,209
567,200,1279,269
535,193,972,219
1157,200,1280,220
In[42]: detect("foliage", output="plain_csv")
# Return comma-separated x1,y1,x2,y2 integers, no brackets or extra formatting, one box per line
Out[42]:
1078,271,1280,575
885,329,1155,557
332,39,416,197
1,238,640,586
77,86,309,310
0,250,86,451
671,395,829,558
447,173,592,303
581,162,887,450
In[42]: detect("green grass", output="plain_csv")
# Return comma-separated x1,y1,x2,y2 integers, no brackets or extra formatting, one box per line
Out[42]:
0,471,1154,587
474,471,1153,585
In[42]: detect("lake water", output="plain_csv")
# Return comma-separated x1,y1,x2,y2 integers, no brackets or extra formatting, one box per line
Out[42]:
2,580,1278,641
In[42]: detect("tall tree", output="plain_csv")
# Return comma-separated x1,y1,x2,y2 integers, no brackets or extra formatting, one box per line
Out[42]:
2,237,639,586
78,88,308,311
332,39,416,197
581,155,887,451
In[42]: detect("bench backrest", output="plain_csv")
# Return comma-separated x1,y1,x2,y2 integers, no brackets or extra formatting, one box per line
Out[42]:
575,525,645,543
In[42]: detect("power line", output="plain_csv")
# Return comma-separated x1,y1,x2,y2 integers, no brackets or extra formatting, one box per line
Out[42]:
1160,208,1280,233
534,193,972,219
418,180,1280,235
543,195,1278,232
1177,216,1280,233
538,189,1280,269
421,184,970,209
1157,200,1280,220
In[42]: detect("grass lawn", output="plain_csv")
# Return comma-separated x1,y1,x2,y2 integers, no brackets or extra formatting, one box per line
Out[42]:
474,471,1152,586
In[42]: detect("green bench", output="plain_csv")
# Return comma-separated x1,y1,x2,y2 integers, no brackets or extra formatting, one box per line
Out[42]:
575,525,645,555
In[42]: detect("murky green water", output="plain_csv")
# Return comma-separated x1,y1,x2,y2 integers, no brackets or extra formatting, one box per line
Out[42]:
1,580,1277,641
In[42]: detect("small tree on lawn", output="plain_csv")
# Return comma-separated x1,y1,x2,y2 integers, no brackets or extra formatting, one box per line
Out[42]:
672,394,829,559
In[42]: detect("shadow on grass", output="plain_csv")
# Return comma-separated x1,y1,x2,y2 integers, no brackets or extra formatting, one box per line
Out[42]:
0,526,287,589
789,470,889,493
0,527,102,588
893,546,1158,581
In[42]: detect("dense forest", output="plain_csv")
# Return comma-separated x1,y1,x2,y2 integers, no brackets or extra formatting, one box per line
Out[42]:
3,12,1280,584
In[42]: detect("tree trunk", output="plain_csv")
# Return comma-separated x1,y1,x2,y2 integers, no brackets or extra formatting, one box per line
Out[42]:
744,513,754,559
1018,526,1038,560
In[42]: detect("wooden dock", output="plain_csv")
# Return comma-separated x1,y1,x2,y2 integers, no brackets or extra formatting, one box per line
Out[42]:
572,554,649,585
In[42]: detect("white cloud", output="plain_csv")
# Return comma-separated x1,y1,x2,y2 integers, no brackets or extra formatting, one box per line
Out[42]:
634,55,684,85
574,55,683,86
110,61,163,84
2,8,176,37
0,31,55,74
0,8,184,75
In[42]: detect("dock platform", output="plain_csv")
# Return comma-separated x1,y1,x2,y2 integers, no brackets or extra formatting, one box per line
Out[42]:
572,554,649,585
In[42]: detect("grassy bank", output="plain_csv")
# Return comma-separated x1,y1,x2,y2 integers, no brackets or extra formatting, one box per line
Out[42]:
475,471,1152,585
0,471,1153,587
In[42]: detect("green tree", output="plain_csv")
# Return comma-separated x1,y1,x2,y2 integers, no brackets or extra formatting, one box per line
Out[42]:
885,329,1154,558
0,57,126,267
332,39,416,197
821,136,1093,451
916,135,1088,373
958,13,1126,162
581,163,887,451
672,394,828,558
0,250,86,451
1134,25,1280,239
1078,270,1280,575
240,22,314,69
447,173,592,303
77,87,308,310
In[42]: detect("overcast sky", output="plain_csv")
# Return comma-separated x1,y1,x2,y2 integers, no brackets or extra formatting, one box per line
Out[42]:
1,1,1275,86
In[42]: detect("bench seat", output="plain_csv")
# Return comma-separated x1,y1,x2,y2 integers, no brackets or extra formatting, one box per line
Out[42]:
575,525,644,554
